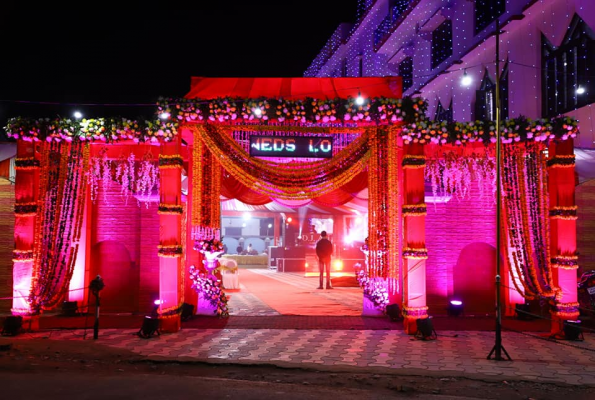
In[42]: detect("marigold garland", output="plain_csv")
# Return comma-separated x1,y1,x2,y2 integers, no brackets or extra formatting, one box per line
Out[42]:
549,206,578,220
502,143,559,301
157,303,185,319
546,154,575,168
550,255,579,270
402,305,429,319
191,132,221,240
158,154,184,169
402,247,429,260
402,204,427,216
28,141,89,315
550,302,580,319
158,203,183,215
157,245,183,258
15,157,40,170
402,154,426,169
12,250,34,262
191,124,370,200
14,202,38,216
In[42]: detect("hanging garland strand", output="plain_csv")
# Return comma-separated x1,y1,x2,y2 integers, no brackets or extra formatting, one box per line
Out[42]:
191,135,221,240
29,141,89,314
502,143,559,301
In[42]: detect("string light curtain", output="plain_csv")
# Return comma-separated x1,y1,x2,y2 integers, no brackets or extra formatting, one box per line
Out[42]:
191,124,370,200
502,142,558,300
29,141,89,314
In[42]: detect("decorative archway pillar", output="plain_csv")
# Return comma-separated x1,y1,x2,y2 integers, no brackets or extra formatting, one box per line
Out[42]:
401,142,428,334
12,141,39,315
547,138,579,333
157,136,184,332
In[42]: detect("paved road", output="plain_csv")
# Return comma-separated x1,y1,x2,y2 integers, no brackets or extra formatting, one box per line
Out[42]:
10,326,595,386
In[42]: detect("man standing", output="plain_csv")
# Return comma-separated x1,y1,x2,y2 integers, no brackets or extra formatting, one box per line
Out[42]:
315,231,333,289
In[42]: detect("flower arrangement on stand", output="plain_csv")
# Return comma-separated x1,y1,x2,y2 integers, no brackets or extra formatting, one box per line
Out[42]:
354,263,389,313
189,265,229,318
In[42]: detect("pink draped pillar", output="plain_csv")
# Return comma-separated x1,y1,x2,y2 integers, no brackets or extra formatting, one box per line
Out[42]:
12,141,39,315
158,137,183,332
401,143,428,334
547,139,579,334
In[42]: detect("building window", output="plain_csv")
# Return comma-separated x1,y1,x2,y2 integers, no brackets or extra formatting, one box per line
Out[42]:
342,59,348,77
358,56,364,77
399,57,413,92
475,0,505,35
475,69,496,121
431,20,452,69
434,100,453,123
542,15,595,117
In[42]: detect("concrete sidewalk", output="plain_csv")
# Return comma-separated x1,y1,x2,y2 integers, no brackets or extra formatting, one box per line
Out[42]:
11,326,595,387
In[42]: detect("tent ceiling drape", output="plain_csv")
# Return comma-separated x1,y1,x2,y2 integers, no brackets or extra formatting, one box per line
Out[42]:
185,77,402,100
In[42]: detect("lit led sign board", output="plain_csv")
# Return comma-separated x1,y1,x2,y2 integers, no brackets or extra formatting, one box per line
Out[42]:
249,135,333,158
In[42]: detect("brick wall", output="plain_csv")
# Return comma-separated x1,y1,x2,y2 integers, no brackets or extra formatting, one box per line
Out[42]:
577,180,595,274
425,180,497,312
93,180,159,313
0,180,14,314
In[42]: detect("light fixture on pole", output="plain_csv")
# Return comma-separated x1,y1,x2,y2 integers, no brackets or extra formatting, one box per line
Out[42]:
73,111,83,120
355,91,365,106
461,69,472,86
576,86,586,95
487,17,511,361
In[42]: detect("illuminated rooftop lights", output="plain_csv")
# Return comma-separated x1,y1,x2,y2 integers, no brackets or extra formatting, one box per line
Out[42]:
461,70,472,86
73,111,83,119
159,112,171,120
576,86,586,95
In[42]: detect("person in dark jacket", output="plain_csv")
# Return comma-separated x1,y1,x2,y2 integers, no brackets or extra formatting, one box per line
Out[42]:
315,231,333,289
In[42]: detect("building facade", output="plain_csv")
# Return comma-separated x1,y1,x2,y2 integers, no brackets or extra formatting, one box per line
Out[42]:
307,0,595,279
306,0,595,149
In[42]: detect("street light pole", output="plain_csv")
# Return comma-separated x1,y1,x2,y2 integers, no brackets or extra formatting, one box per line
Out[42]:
488,18,511,361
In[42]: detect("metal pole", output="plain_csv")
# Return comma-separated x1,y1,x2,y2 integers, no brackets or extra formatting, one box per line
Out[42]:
93,291,100,340
488,18,511,361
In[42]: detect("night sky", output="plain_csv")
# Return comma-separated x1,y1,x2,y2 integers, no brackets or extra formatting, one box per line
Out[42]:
0,2,358,137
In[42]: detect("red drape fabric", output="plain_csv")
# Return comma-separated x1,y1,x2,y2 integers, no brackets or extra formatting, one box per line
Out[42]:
220,167,369,207
221,172,271,205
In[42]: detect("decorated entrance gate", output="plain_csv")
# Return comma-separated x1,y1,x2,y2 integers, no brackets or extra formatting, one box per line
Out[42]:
7,77,580,335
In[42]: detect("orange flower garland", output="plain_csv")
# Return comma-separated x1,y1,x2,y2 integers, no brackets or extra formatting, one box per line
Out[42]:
551,255,579,270
549,206,578,220
402,305,429,319
191,124,370,200
191,134,221,240
28,141,89,314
